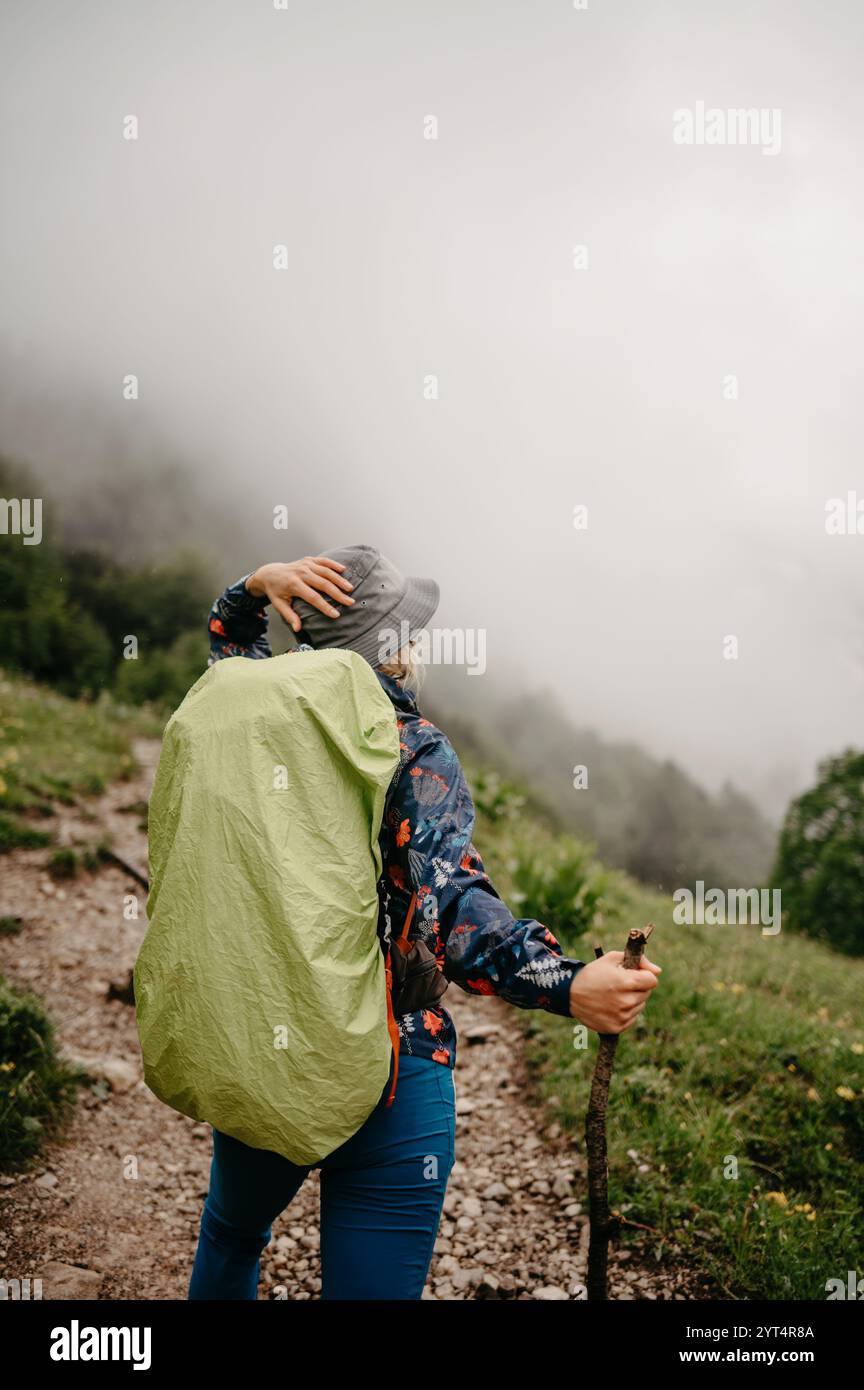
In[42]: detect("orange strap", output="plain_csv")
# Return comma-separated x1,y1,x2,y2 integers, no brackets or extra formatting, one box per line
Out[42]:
395,889,417,952
384,891,417,1107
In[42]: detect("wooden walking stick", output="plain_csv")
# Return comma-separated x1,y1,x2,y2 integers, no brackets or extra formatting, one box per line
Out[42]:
585,923,655,1301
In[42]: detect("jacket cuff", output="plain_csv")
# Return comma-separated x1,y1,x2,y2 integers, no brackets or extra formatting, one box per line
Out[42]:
233,573,268,608
542,956,585,1018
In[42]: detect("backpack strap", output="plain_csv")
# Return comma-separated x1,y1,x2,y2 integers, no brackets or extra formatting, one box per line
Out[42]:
384,890,417,1107
394,888,417,955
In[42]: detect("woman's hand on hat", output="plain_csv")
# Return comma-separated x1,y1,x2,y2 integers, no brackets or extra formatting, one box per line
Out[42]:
245,558,355,632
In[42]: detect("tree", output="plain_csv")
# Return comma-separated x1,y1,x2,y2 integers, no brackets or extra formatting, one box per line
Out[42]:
773,749,864,957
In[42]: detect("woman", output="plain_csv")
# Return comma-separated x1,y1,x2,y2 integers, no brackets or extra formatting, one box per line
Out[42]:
188,546,660,1300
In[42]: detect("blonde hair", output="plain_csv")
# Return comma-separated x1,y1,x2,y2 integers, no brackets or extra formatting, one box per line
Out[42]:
378,640,425,698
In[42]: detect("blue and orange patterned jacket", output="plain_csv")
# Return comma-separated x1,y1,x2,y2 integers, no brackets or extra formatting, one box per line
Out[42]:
207,575,585,1070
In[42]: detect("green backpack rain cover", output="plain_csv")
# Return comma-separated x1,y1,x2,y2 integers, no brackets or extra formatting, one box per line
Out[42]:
134,648,401,1165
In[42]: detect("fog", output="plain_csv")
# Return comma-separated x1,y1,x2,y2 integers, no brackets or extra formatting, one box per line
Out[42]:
2,0,862,817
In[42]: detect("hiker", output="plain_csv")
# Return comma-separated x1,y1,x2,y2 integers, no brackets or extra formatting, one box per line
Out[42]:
185,547,661,1300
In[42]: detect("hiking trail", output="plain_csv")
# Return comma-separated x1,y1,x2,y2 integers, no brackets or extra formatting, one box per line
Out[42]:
0,740,699,1300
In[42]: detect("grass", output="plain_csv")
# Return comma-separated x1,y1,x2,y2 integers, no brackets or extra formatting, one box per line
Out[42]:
0,673,860,1295
0,972,84,1171
473,797,864,1300
0,670,164,1169
0,669,162,851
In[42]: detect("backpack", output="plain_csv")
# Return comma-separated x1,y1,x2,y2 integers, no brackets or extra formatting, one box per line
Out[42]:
133,647,404,1165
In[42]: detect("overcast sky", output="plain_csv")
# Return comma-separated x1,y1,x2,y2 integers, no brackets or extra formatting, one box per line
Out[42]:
1,0,862,815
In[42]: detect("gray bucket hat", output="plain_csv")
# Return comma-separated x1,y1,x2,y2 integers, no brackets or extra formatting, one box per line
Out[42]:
292,545,440,667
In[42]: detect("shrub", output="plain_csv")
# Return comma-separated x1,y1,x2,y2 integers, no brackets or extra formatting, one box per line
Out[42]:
774,748,864,956
0,974,81,1171
113,628,208,712
509,834,609,941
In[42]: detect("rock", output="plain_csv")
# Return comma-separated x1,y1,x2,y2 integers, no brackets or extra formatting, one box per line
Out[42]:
41,1262,103,1299
34,1171,59,1190
475,1275,501,1298
97,1057,140,1093
451,1267,485,1291
464,1025,500,1045
90,1233,145,1270
455,1098,475,1116
460,1196,483,1219
107,971,135,1005
551,1174,573,1199
481,1182,510,1203
66,1053,140,1093
533,1285,570,1300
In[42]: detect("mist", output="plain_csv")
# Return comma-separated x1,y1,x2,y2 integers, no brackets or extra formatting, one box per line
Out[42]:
2,0,863,818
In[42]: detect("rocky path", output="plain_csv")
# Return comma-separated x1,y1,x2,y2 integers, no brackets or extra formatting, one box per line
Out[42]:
0,740,695,1300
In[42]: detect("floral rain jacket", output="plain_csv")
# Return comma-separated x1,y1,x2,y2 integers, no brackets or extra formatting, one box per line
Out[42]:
207,576,585,1070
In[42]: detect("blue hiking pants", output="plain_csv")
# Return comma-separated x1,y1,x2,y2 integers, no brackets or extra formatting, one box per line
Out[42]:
188,1052,456,1300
